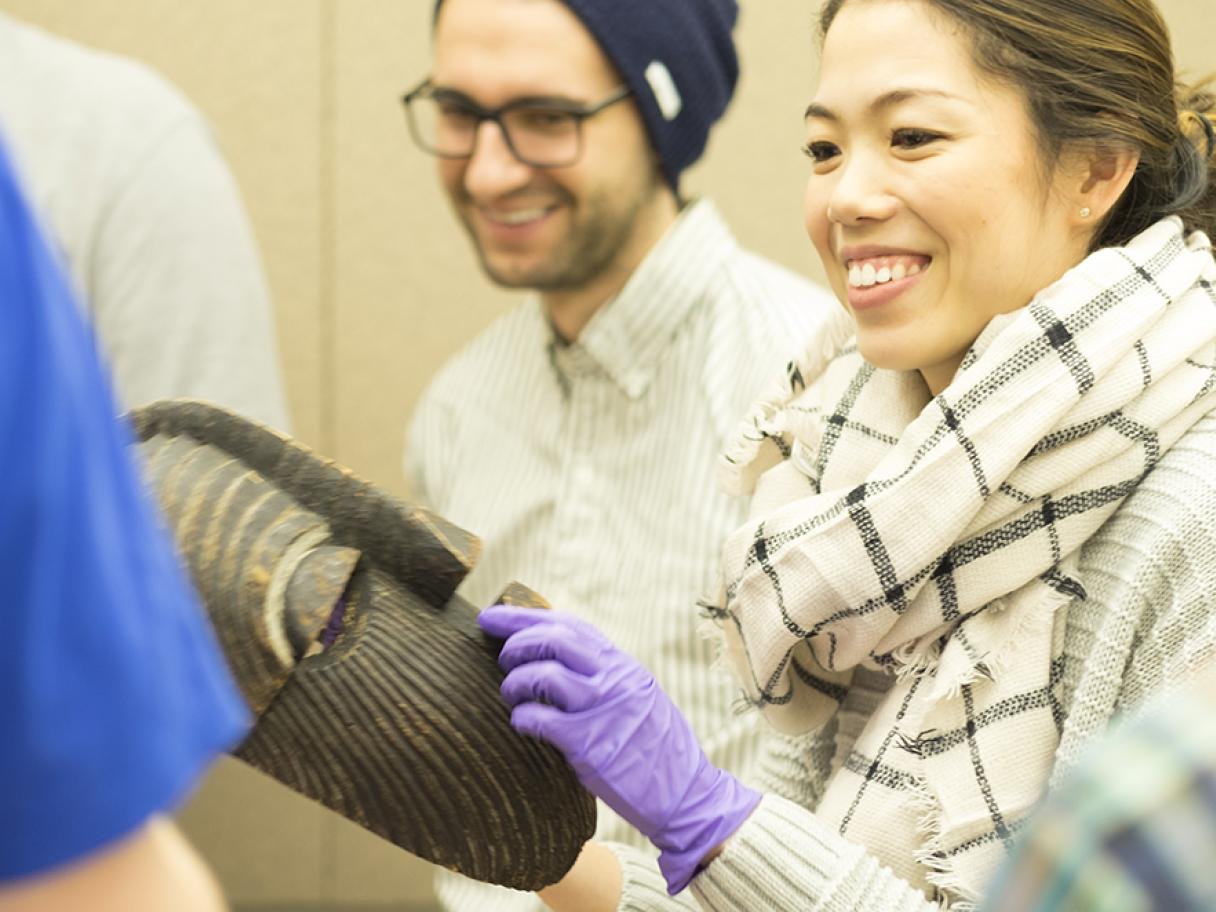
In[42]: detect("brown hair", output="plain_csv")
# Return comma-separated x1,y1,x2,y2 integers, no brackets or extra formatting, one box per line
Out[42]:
818,0,1216,249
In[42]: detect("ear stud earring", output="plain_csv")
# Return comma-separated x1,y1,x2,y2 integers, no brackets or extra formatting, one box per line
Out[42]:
1079,206,1092,219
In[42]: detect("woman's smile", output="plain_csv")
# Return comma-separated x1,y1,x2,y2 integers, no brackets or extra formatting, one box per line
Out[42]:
839,246,933,310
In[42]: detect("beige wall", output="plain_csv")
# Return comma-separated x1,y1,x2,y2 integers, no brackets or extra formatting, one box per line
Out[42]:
2,0,1212,906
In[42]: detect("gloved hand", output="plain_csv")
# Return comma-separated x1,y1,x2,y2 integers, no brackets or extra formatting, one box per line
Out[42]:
479,605,762,894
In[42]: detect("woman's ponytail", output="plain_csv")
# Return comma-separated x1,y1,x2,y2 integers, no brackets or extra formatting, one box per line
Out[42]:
1174,81,1216,237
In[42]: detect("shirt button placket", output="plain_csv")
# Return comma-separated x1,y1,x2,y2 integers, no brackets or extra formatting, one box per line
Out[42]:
551,371,596,602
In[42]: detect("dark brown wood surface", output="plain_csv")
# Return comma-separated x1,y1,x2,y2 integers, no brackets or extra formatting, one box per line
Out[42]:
129,400,595,890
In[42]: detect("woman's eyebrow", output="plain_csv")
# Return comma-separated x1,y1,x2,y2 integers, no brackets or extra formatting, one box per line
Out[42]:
805,87,970,121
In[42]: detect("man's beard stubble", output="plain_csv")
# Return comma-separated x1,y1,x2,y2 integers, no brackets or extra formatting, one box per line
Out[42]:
459,170,662,294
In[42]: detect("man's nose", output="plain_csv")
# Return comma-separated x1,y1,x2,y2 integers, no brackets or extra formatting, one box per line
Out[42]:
462,120,533,199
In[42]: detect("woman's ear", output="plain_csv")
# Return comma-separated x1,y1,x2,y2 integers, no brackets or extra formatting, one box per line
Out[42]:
1069,143,1140,226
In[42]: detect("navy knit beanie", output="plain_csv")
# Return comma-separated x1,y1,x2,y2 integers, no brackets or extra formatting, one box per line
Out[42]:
433,0,740,190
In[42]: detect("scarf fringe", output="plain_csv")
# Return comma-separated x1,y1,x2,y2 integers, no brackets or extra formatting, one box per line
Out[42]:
906,776,977,911
891,637,944,684
718,315,852,496
899,584,1071,904
929,582,1071,704
718,396,793,496
698,598,749,691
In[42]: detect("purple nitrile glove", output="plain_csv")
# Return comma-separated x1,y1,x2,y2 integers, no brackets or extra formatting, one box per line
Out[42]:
479,605,762,894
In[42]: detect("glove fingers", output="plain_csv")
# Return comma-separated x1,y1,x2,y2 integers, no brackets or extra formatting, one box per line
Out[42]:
478,605,555,638
510,702,569,746
495,622,602,676
500,661,601,713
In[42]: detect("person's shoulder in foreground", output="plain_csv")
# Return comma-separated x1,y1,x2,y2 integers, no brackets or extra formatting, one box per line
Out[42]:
0,135,247,909
0,11,289,428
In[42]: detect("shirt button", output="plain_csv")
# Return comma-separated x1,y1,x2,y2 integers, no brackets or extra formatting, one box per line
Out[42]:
623,371,647,396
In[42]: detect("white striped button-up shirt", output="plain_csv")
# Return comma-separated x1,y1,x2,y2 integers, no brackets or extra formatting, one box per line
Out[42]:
406,199,834,911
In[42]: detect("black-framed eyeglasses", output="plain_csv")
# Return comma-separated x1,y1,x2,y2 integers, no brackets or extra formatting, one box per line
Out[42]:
401,80,632,168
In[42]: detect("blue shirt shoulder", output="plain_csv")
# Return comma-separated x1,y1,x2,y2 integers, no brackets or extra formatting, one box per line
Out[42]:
0,136,249,881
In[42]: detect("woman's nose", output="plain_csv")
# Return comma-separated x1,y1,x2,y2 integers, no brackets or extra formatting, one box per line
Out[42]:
826,153,897,225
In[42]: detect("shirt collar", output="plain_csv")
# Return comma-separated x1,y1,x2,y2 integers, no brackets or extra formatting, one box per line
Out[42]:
547,199,736,399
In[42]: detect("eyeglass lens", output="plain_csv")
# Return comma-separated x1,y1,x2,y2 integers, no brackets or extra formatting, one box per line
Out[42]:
408,96,582,167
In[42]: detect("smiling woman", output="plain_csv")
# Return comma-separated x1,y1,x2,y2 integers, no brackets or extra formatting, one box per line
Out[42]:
478,1,1216,911
803,0,1192,391
805,0,1215,391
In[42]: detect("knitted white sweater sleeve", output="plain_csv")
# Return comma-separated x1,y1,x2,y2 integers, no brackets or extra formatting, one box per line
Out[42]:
606,793,942,912
608,724,942,912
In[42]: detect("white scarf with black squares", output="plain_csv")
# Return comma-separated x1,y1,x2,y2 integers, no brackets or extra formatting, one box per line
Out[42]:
714,217,1216,906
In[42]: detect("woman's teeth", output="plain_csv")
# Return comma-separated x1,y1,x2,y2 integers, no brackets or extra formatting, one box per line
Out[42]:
847,257,928,288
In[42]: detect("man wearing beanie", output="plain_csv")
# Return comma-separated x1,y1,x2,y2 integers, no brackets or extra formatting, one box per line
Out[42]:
404,1,832,908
